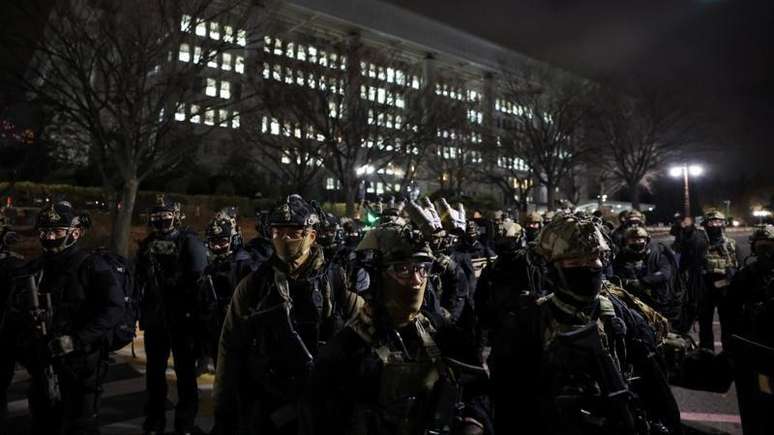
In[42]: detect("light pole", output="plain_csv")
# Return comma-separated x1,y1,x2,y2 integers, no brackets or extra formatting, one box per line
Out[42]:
669,164,704,218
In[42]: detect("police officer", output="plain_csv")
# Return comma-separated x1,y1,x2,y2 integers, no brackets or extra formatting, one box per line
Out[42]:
613,227,681,323
698,210,738,351
1,201,124,435
201,209,255,370
611,209,645,249
304,222,492,435
726,225,774,434
212,195,360,435
496,214,680,434
135,195,208,435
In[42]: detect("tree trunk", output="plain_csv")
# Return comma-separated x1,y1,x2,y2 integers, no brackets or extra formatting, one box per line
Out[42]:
629,182,641,211
545,180,556,210
111,177,139,257
343,180,357,218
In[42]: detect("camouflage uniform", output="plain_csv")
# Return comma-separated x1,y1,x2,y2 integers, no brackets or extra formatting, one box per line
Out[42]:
496,215,680,435
698,211,738,351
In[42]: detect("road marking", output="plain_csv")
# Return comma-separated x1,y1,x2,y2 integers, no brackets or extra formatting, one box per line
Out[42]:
681,412,741,424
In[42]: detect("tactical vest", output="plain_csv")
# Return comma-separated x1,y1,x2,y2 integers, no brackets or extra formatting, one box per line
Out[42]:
348,312,444,435
704,237,737,276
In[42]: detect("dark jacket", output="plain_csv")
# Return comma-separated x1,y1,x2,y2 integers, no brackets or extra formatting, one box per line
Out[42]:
212,247,360,433
135,228,208,330
613,243,679,321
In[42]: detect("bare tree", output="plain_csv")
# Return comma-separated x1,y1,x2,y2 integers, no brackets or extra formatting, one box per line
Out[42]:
498,64,594,209
5,0,268,255
589,86,697,210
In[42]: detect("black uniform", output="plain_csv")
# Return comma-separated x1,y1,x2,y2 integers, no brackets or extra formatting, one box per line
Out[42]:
613,243,680,323
201,247,255,368
135,228,208,434
212,248,358,434
1,246,124,435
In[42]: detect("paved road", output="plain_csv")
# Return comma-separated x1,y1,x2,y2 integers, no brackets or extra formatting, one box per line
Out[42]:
4,231,754,434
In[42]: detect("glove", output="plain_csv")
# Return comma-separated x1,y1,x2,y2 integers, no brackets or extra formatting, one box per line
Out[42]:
439,198,466,232
406,197,443,236
48,335,76,357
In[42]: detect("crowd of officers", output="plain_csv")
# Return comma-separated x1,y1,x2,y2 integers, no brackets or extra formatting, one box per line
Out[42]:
0,193,772,435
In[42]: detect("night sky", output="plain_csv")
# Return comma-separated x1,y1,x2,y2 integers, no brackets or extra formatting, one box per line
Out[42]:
385,0,774,186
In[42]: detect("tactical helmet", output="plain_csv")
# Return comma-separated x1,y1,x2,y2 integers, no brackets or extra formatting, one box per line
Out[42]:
36,201,90,253
543,210,556,224
535,215,611,263
750,225,774,255
206,208,242,258
356,223,434,264
703,210,726,223
148,194,184,233
269,194,319,228
624,226,650,241
625,210,645,226
317,211,343,248
524,211,543,225
501,221,524,239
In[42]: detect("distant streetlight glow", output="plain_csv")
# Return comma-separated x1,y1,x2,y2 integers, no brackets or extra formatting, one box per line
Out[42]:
668,163,704,218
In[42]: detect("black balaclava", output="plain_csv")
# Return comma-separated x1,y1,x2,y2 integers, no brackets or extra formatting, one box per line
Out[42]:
553,264,604,308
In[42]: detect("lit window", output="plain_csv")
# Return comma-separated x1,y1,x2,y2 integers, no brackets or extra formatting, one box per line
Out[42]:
396,70,405,85
264,36,272,53
190,105,200,123
193,46,202,63
368,86,375,101
328,101,339,118
294,125,302,138
261,116,268,133
319,51,327,67
285,67,293,84
325,178,337,190
411,76,420,89
396,94,405,109
219,109,229,127
205,78,217,96
231,112,240,129
222,53,232,71
262,62,270,79
386,68,395,83
220,81,230,99
175,103,186,121
369,64,376,78
286,42,295,58
283,121,291,136
297,45,306,61
386,114,393,128
308,46,317,63
195,19,206,37
377,88,385,104
204,109,215,125
330,53,337,68
270,118,280,135
307,73,316,88
272,64,281,81
281,154,291,164
273,38,283,55
340,55,347,70
207,51,218,68
377,67,385,81
237,29,246,46
180,15,192,32
178,43,191,62
395,115,402,129
386,91,394,106
235,56,244,74
223,25,234,43
210,22,220,40
296,70,304,86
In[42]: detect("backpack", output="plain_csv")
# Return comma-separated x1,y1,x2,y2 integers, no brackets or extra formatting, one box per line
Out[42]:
90,249,139,352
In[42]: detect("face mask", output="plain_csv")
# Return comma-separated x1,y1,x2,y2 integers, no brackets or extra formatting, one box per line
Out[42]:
40,231,76,254
625,241,647,256
755,244,774,267
208,237,232,258
152,218,175,233
495,238,520,255
381,271,426,327
273,233,314,270
555,265,604,307
706,226,723,239
525,228,539,242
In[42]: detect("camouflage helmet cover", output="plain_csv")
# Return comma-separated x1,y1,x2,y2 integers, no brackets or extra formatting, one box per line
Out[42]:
624,226,650,241
206,209,239,240
704,210,726,221
269,194,319,228
502,221,524,238
356,223,434,263
535,215,610,262
750,225,774,244
626,210,644,222
524,211,543,225
36,201,85,229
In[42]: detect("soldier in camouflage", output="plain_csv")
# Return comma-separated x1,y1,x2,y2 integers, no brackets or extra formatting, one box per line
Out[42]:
698,210,738,351
496,214,680,434
304,222,492,435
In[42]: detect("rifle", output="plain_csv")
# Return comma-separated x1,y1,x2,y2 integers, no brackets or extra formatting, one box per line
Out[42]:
23,274,61,404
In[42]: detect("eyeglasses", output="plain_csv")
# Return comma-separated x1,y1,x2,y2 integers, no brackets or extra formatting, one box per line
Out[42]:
386,261,433,279
271,227,306,240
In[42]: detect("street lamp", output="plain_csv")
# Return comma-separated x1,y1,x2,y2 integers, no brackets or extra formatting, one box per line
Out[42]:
753,209,772,225
669,164,704,219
